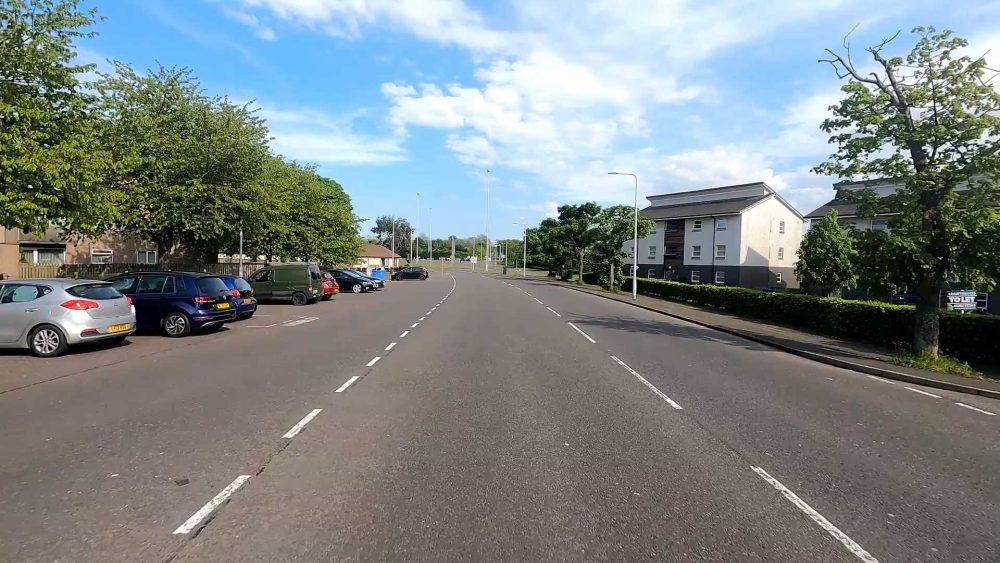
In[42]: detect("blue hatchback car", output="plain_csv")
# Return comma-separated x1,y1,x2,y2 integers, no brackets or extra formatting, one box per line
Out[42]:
106,272,238,337
217,275,258,319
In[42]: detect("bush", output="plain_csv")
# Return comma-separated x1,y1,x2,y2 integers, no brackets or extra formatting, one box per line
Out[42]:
581,272,599,285
631,278,1000,365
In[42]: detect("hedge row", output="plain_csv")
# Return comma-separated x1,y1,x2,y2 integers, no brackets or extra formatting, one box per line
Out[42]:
630,278,1000,364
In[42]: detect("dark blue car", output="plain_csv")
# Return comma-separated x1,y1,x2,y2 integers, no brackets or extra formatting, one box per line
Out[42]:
218,275,258,319
106,272,238,337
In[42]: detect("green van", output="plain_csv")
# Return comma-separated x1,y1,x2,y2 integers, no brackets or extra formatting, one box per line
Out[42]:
248,263,322,305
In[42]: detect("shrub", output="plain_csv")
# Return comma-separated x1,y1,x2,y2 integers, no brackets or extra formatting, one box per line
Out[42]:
630,278,1000,365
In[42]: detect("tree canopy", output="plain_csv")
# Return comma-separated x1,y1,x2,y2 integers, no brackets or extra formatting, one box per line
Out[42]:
795,211,857,297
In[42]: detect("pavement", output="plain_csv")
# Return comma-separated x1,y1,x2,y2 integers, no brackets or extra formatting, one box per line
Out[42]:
1,271,998,562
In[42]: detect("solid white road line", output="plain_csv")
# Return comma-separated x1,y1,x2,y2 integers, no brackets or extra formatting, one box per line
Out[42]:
366,356,382,367
610,355,683,410
385,342,397,352
904,386,942,399
245,323,278,328
173,475,252,535
546,306,562,317
411,322,420,328
533,297,543,304
567,322,596,344
750,466,878,563
335,376,360,393
400,330,410,338
866,375,896,384
954,402,997,416
282,409,322,439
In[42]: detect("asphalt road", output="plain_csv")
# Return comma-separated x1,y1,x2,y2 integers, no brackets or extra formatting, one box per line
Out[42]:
1,271,997,562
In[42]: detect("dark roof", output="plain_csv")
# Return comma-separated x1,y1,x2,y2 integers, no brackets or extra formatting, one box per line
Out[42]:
804,201,860,219
650,182,769,198
642,194,770,220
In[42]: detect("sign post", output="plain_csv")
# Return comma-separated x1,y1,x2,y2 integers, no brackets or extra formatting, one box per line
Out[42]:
946,290,979,313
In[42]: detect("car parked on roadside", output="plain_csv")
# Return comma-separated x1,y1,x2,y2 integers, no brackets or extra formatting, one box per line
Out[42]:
248,263,322,305
327,269,375,294
218,275,258,319
355,272,385,290
106,272,237,337
393,267,429,280
320,272,340,300
0,279,136,357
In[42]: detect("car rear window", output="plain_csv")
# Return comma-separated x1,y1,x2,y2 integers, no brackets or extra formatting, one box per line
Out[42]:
234,278,252,291
66,283,123,300
195,277,229,295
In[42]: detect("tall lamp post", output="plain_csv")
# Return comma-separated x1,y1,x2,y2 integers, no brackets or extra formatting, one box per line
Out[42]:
485,169,491,272
415,192,421,264
513,221,526,278
428,207,433,264
608,172,638,300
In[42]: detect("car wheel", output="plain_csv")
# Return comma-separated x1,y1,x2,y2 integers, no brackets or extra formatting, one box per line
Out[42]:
28,325,68,357
163,312,192,337
292,291,308,306
351,283,362,294
420,275,428,280
321,294,332,301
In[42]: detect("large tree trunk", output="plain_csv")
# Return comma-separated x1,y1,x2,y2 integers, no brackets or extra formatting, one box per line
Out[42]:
913,272,943,357
609,260,614,289
578,252,584,283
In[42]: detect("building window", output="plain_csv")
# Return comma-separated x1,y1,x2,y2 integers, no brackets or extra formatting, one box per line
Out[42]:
777,247,784,260
779,221,786,234
664,244,679,258
715,245,726,260
716,218,727,231
776,272,783,284
19,246,65,265
691,270,701,283
715,270,726,284
648,245,656,259
648,269,656,278
91,249,113,264
650,228,657,235
692,219,703,232
691,245,702,260
665,220,681,233
137,250,157,264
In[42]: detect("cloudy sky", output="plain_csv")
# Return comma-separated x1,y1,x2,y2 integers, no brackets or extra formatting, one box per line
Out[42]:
81,0,1000,238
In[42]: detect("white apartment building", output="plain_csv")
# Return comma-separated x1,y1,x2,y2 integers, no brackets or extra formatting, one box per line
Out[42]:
625,182,804,288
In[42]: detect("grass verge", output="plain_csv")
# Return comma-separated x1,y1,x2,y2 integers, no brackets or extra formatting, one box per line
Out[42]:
891,352,976,377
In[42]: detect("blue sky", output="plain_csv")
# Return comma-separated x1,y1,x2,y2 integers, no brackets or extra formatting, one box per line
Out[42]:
77,0,1000,240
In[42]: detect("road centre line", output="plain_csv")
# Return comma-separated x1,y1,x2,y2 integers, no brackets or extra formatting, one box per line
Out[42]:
904,386,942,399
385,342,396,351
366,356,382,367
335,376,360,393
533,297,543,304
173,475,252,535
546,306,562,317
411,322,420,328
610,355,683,410
866,375,896,384
750,466,878,563
282,409,323,439
567,322,596,344
400,331,410,338
954,402,997,416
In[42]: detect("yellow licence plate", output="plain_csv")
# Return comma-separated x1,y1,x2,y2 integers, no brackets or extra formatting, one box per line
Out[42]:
107,323,130,333
216,302,231,310
242,298,252,304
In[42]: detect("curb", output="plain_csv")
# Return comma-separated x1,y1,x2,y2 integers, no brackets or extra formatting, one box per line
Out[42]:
530,278,1000,401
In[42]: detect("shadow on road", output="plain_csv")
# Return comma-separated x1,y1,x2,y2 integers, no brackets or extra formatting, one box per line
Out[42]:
570,315,774,354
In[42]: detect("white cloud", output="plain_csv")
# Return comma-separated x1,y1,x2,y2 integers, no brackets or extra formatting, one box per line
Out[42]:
258,104,406,165
529,201,559,219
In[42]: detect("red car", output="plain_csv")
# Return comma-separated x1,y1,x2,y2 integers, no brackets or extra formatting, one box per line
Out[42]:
320,271,340,300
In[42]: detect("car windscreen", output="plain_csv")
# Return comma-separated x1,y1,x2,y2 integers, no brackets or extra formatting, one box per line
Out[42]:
66,283,124,300
219,277,237,289
234,278,252,291
195,277,229,295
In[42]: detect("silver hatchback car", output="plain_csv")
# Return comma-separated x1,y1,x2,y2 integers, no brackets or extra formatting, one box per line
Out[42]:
0,279,137,357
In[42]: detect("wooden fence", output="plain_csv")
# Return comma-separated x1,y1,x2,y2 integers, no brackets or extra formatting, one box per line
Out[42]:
18,262,269,280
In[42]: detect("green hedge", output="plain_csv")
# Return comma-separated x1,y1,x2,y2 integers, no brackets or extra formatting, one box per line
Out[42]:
630,278,1000,364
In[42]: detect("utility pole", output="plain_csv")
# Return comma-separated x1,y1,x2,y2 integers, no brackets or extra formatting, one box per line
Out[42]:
485,169,491,273
391,217,396,276
428,207,433,264
416,192,421,264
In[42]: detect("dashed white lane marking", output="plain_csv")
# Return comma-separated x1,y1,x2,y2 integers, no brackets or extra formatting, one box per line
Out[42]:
335,376,360,393
366,356,382,367
750,466,878,563
385,342,396,352
954,402,996,416
245,323,278,328
567,322,596,344
419,316,426,320
173,475,252,535
400,330,410,338
610,355,683,410
523,291,532,296
411,322,420,328
282,409,322,439
546,306,562,317
533,297,543,304
866,375,896,384
904,386,942,399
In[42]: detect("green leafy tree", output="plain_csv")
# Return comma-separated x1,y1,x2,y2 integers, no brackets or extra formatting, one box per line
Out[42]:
817,27,1000,356
555,202,602,282
592,205,654,290
371,215,412,255
96,63,270,262
526,218,564,275
795,211,857,297
851,229,914,302
0,0,113,234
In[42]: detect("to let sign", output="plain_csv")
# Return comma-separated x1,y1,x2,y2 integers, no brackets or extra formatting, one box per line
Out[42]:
946,290,978,312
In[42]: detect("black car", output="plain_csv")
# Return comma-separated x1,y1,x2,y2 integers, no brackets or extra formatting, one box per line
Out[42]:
356,273,385,289
327,269,375,294
393,267,428,281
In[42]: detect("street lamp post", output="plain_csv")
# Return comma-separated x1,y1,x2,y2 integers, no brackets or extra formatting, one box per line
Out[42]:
428,207,433,264
513,221,526,278
485,169,491,273
608,172,639,301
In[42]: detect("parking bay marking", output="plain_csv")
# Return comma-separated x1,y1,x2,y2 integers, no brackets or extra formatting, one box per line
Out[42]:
173,475,252,535
282,409,322,439
283,317,319,327
245,323,278,328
